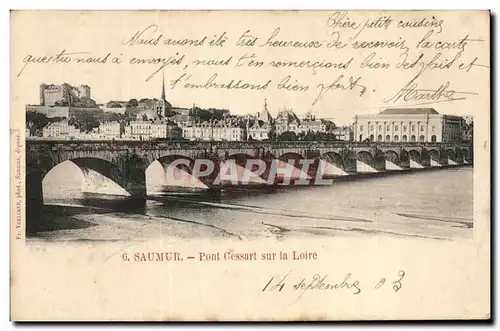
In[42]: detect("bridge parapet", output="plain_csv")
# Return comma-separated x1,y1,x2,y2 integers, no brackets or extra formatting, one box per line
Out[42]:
26,139,472,152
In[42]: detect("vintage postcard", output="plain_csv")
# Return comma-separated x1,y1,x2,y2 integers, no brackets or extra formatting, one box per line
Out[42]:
10,10,490,321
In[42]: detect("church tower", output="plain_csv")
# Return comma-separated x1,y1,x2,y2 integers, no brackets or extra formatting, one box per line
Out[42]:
154,71,172,119
257,98,273,123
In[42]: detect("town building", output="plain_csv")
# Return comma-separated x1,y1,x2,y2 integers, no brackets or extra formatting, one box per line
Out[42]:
124,119,182,140
99,121,124,138
461,116,473,141
124,120,151,139
353,108,464,143
329,126,354,141
42,119,80,138
246,120,272,141
275,109,300,136
274,109,329,138
151,119,182,139
296,110,326,135
245,99,273,141
182,118,246,141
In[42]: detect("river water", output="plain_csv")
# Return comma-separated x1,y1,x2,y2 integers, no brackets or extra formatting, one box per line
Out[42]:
33,164,473,242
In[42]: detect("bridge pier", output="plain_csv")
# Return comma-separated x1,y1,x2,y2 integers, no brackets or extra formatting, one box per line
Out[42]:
26,163,44,234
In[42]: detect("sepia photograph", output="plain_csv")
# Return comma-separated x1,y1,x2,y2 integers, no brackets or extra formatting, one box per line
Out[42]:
25,79,474,242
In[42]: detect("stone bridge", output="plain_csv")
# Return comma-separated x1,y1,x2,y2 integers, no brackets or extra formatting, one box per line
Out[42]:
25,140,472,232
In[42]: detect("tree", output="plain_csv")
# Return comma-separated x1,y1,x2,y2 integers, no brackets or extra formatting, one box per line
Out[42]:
305,130,316,141
128,98,139,108
278,131,298,141
142,114,149,121
107,101,123,108
26,111,50,133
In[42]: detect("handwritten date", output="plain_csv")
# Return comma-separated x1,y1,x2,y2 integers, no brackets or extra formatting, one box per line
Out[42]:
262,270,405,304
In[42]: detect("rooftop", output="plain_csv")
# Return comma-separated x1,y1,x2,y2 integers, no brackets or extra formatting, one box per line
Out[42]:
379,108,440,115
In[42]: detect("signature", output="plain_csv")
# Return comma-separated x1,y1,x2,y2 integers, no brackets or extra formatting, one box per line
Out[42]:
384,78,478,105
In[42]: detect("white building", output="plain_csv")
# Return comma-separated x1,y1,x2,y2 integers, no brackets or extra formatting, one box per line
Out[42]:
353,108,463,143
124,120,152,139
246,120,271,140
151,119,182,139
330,126,353,141
42,119,80,138
124,120,181,140
99,121,122,138
182,118,246,141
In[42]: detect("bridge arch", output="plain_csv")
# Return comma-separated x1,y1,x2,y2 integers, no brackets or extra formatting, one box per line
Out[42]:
427,149,441,165
147,155,209,192
278,152,304,163
408,150,421,163
37,157,145,198
356,150,376,169
226,153,256,167
276,152,306,174
223,153,269,180
384,150,400,165
427,149,440,162
446,149,456,163
321,151,344,169
156,155,196,174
